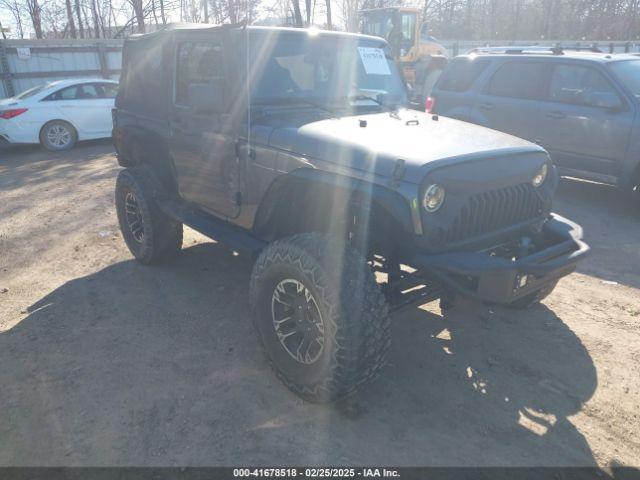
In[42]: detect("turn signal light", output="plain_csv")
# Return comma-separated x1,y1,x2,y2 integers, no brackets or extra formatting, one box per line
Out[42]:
0,108,28,119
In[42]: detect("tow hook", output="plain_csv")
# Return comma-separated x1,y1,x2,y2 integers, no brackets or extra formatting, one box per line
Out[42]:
518,236,534,257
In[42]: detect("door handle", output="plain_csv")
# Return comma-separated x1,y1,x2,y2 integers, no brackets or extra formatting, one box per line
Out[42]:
478,102,494,110
546,111,566,119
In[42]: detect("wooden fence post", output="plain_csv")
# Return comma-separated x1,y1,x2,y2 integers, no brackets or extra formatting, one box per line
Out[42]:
97,42,109,79
0,40,15,97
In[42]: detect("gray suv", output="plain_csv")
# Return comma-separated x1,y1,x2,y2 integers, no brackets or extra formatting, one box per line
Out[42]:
429,48,640,194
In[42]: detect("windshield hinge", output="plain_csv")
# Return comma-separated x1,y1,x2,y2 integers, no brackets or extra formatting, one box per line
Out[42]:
389,159,406,189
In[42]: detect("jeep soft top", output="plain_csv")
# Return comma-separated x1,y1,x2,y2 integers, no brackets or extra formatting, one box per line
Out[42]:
113,24,589,402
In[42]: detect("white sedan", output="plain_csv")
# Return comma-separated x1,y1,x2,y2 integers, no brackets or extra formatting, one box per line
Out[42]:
0,78,118,151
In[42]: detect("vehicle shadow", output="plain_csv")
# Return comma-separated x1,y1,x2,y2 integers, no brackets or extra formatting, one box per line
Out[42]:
0,242,598,467
553,177,640,289
0,139,116,193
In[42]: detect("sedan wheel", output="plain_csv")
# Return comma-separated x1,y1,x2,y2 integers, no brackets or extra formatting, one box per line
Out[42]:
40,121,77,151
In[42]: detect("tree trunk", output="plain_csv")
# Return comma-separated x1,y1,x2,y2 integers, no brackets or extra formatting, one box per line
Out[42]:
91,0,101,38
292,0,303,27
159,0,167,23
203,0,209,22
325,0,332,29
151,0,159,25
29,0,44,39
305,0,311,24
132,0,146,33
64,0,77,38
74,0,85,38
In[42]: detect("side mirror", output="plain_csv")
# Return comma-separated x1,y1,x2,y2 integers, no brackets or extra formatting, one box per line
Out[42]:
188,81,226,114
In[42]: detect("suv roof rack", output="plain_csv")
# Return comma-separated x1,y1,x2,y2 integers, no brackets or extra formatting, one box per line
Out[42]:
468,45,603,55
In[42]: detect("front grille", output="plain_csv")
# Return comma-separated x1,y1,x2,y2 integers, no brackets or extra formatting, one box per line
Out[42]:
434,183,544,245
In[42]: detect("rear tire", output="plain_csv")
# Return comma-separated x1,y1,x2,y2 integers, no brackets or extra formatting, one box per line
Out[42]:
115,167,183,264
250,233,390,403
39,120,78,151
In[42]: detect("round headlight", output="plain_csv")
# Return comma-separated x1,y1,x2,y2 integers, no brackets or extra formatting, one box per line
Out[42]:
532,164,548,187
423,184,446,212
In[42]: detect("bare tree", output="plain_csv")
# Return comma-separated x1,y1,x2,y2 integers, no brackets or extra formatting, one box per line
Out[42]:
64,0,78,37
203,0,210,21
74,0,85,37
291,0,304,26
25,0,44,38
129,0,146,32
0,0,26,38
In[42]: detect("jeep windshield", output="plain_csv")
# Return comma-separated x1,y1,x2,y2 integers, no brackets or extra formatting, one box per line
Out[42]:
248,32,407,110
609,59,640,99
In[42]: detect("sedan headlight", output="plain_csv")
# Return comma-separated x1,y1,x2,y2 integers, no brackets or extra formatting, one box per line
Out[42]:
422,184,446,212
532,164,548,187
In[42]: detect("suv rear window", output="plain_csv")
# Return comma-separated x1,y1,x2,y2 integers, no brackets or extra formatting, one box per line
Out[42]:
485,61,547,99
436,58,490,92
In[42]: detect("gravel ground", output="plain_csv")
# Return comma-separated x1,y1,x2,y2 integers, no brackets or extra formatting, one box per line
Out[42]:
0,141,639,468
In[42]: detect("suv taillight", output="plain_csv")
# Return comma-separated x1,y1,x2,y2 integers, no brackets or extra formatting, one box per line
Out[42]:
425,97,435,113
0,108,28,119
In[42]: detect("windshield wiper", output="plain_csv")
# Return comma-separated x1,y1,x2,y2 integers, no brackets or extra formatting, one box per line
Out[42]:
251,97,335,114
345,94,384,105
342,94,402,111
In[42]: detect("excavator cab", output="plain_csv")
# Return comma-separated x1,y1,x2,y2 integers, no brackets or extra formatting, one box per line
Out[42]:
359,7,419,62
359,7,449,102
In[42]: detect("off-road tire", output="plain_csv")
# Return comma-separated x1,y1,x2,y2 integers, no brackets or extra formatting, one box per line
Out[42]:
509,280,559,310
39,120,78,151
250,233,391,403
115,167,183,264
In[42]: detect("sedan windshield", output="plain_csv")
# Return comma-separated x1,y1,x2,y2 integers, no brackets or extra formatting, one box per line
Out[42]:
248,33,407,108
609,60,640,99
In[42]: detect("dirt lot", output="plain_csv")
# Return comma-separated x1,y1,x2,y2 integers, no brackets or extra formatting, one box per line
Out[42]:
0,141,639,468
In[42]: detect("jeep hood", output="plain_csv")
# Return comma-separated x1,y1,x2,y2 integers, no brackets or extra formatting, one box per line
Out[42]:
259,108,545,183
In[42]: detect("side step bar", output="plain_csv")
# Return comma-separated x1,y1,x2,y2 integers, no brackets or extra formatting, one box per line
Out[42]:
157,199,266,256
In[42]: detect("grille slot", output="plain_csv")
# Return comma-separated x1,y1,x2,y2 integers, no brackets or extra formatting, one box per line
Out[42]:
438,183,544,245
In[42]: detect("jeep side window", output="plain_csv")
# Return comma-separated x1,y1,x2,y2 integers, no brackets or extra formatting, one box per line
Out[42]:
175,42,225,105
485,61,547,100
548,64,622,108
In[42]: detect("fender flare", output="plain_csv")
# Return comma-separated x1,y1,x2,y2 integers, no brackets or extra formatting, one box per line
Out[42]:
113,124,178,193
252,168,415,241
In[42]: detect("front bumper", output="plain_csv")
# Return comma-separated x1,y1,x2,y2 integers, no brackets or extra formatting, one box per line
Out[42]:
409,213,589,304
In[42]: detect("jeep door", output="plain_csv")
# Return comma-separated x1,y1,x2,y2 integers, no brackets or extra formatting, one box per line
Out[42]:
472,60,548,142
169,33,240,219
535,63,634,177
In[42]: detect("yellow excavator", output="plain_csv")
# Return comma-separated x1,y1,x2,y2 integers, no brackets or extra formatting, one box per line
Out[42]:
359,7,449,103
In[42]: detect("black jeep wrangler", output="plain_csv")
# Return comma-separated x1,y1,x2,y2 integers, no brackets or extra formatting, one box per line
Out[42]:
113,24,589,402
